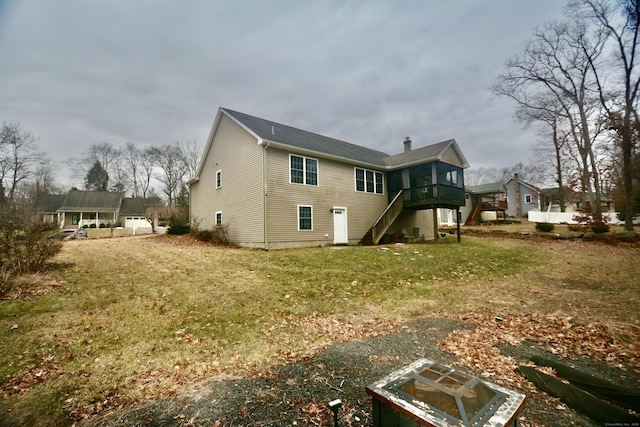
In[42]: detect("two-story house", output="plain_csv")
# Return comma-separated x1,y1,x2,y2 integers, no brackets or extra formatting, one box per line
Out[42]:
189,108,469,249
505,174,541,218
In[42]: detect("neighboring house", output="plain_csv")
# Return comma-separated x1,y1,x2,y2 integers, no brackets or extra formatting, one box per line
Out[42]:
34,194,67,223
529,187,618,224
504,174,541,218
462,182,508,225
189,108,470,250
34,190,157,229
539,188,615,213
120,197,159,229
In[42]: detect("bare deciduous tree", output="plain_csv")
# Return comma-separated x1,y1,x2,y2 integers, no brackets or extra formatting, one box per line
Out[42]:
493,19,608,222
0,122,43,201
139,146,157,198
121,142,141,197
70,142,121,192
150,142,187,206
516,93,572,210
571,0,640,230
34,157,62,195
178,139,202,182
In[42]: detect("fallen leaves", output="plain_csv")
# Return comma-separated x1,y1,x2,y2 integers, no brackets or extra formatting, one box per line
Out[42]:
438,312,640,391
1,273,66,300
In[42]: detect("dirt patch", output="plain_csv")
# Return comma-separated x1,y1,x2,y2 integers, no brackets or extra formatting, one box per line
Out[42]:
80,316,638,427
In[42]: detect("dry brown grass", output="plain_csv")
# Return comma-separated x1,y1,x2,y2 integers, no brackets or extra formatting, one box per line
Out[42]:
0,233,638,425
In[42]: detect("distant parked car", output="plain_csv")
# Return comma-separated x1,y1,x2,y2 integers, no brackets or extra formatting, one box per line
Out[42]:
51,229,88,240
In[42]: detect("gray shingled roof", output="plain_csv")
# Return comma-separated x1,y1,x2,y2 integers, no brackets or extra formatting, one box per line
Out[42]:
383,140,457,167
223,108,390,166
34,194,66,213
120,198,157,216
58,190,123,212
466,182,507,194
223,108,445,168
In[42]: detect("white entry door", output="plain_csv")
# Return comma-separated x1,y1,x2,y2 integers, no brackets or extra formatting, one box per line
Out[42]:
332,207,348,245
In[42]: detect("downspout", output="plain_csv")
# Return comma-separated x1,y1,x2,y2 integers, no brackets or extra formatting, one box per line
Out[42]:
261,140,270,250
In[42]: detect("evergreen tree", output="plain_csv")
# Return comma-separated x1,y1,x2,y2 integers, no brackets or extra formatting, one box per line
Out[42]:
84,160,109,191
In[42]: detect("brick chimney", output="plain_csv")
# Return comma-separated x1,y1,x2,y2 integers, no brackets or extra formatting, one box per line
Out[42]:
404,137,412,153
514,173,521,218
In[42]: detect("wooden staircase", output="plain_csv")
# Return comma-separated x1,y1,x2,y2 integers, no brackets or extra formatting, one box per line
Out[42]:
464,203,483,226
360,190,404,245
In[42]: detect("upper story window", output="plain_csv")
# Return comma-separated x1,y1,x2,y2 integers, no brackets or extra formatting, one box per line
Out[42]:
355,168,383,194
524,194,532,204
216,170,222,189
290,155,318,186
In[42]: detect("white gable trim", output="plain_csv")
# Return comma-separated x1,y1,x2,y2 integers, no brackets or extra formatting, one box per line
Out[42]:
439,140,470,169
193,108,264,181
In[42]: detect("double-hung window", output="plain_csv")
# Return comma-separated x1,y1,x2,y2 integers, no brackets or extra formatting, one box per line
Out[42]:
290,155,318,186
216,170,222,189
355,168,383,194
215,211,222,225
298,205,313,230
524,194,532,204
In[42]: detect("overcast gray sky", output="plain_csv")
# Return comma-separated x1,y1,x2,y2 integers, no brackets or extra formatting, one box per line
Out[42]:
0,0,567,187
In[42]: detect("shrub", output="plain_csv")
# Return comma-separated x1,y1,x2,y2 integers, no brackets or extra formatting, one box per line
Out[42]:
568,224,583,232
212,225,230,244
193,225,230,244
89,223,96,228
99,223,106,228
535,222,554,232
0,209,62,296
167,223,190,235
195,229,214,242
82,224,89,228
572,206,609,233
591,221,610,234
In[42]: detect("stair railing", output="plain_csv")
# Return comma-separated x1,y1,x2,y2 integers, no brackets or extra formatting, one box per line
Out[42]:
371,190,404,244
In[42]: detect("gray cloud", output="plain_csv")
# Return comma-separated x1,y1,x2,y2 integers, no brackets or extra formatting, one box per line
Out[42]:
0,0,567,186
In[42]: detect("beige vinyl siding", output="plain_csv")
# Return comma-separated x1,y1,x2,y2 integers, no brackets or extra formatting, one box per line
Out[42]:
440,146,465,168
388,209,435,240
264,147,388,248
190,114,264,246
